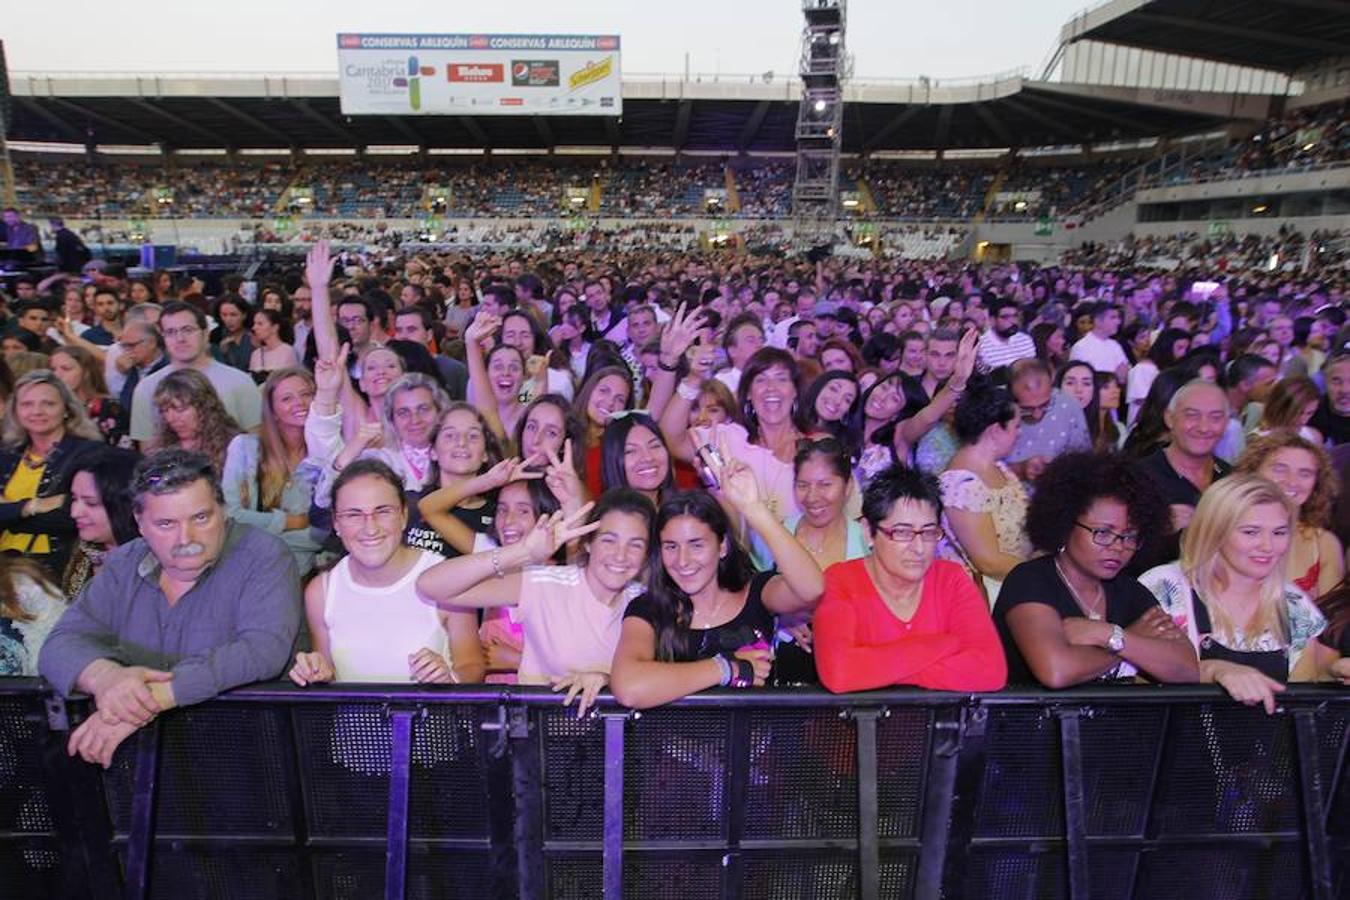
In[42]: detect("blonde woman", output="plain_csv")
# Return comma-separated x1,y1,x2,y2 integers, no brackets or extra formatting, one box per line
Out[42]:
1235,432,1343,598
151,368,241,474
222,367,322,576
1140,474,1338,714
0,370,103,578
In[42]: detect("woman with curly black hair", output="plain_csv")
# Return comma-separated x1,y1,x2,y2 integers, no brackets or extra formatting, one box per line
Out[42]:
993,452,1199,687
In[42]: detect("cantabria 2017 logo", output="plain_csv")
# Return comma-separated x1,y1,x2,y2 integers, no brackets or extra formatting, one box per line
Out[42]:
394,56,437,110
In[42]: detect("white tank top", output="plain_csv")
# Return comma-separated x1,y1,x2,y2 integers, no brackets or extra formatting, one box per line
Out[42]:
323,548,449,682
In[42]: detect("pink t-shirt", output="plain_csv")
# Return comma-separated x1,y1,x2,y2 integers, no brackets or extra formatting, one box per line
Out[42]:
516,564,642,683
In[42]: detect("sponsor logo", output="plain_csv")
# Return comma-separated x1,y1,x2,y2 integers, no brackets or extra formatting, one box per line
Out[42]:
597,36,618,50
499,97,525,106
339,34,361,48
343,55,433,111
511,59,560,87
600,96,615,107
569,55,613,91
469,35,490,49
447,63,504,83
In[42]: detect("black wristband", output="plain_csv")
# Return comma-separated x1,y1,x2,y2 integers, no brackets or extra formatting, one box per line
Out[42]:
730,658,755,689
657,357,681,372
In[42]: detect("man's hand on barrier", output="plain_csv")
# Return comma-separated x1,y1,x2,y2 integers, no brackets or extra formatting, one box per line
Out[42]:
93,665,172,726
408,648,454,684
68,714,139,769
1206,660,1285,715
551,670,608,719
289,652,336,687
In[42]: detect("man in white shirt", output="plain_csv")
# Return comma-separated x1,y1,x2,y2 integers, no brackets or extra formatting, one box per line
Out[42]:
715,313,766,395
1069,302,1129,380
129,302,263,447
976,298,1036,373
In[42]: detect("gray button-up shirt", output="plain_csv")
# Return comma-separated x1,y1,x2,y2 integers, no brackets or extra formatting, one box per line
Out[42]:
39,521,301,706
1008,388,1092,463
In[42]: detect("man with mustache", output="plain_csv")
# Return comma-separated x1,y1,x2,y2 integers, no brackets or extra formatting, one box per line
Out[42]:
39,449,301,768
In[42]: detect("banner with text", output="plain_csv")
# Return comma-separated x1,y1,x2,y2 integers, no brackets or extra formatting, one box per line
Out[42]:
337,33,621,116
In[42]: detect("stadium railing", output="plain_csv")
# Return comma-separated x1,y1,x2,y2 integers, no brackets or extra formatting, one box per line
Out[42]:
1,678,1346,900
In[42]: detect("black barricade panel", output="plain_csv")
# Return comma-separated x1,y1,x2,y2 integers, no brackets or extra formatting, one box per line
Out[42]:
875,707,933,841
292,704,392,838
1152,703,1301,836
625,707,733,841
744,707,860,840
3,685,1347,900
1079,705,1167,837
539,707,605,842
0,694,61,899
742,849,859,899
104,704,296,837
975,707,1065,840
408,704,492,840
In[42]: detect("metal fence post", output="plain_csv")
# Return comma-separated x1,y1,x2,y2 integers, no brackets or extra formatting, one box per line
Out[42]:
1057,708,1090,900
852,707,884,900
122,718,162,900
914,703,971,900
601,710,629,900
1291,709,1334,900
384,708,416,900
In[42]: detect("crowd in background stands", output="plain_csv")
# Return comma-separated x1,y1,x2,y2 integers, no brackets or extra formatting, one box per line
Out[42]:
1067,227,1347,272
0,208,1348,766
1152,101,1350,185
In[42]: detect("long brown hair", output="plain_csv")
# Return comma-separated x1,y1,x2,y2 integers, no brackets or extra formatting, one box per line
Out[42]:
152,368,240,472
256,367,315,511
0,556,62,622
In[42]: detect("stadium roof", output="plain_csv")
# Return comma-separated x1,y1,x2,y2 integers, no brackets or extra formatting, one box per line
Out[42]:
7,73,1275,154
1059,0,1350,73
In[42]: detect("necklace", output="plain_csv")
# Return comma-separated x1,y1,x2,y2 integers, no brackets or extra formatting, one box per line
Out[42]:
797,519,841,558
1054,555,1105,620
691,591,730,629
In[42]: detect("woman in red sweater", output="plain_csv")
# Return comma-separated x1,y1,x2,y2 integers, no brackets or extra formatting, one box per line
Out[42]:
814,465,1007,692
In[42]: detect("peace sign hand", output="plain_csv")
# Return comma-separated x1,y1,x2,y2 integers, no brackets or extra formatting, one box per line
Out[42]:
544,439,587,514
522,502,599,564
313,342,350,394
477,456,544,493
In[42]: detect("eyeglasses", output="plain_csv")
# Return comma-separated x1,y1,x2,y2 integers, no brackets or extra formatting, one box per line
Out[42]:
338,316,369,328
874,523,943,545
1075,522,1143,551
162,325,201,340
1018,399,1052,420
335,507,401,528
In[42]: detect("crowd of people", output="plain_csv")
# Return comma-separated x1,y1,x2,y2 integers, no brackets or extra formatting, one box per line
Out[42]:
0,152,1170,225
1149,101,1350,185
0,226,1347,770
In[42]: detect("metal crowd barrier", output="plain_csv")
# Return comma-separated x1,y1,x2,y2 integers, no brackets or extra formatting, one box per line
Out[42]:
0,679,1346,900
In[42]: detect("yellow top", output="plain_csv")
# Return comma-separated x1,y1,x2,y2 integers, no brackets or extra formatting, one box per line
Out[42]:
0,459,50,554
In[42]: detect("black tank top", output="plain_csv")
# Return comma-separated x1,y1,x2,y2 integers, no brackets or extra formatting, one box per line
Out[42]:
1192,590,1289,683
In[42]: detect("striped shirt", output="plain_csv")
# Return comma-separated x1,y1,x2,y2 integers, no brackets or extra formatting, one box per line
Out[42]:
976,329,1036,372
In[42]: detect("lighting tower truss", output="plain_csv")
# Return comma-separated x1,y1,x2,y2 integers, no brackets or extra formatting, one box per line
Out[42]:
792,0,847,248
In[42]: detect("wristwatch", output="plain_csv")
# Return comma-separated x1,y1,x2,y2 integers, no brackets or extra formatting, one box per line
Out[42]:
1107,624,1126,653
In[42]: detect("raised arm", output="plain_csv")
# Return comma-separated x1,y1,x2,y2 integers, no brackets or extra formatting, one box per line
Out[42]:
655,304,712,464
900,328,975,445
702,437,823,613
463,312,506,442
305,240,339,363
418,458,541,555
415,505,596,609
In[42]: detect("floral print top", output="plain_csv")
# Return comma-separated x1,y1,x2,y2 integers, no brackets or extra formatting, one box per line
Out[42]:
1139,561,1326,676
